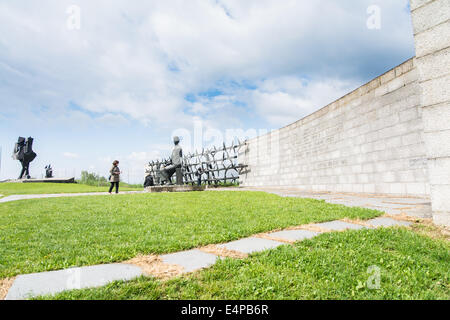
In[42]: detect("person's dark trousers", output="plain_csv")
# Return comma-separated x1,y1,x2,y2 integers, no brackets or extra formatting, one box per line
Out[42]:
109,182,119,194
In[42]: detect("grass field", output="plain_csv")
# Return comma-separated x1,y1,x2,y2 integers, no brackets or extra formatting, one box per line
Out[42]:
0,182,143,196
41,228,450,300
0,191,382,278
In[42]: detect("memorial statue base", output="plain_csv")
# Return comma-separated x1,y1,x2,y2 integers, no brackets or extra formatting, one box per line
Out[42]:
145,185,205,193
21,178,76,184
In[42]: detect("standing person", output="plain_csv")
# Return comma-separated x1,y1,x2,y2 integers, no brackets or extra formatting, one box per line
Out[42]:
195,167,203,186
109,160,121,194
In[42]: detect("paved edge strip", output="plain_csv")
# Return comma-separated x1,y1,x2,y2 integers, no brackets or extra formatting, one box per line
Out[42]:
0,191,146,203
2,216,414,300
5,264,143,300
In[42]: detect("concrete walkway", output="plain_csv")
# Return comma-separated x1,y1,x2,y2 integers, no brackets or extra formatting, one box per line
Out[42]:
4,216,412,300
214,187,432,220
0,191,146,203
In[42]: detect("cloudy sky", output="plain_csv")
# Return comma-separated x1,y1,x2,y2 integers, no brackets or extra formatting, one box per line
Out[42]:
0,0,415,183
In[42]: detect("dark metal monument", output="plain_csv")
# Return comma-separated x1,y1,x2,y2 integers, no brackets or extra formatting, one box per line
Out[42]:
145,139,248,187
12,137,37,180
45,165,53,178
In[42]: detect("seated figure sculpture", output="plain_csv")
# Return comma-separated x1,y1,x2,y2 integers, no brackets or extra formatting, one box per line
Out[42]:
160,136,183,185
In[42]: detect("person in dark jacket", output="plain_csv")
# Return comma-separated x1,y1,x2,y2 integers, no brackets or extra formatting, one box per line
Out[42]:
109,160,121,194
195,167,203,186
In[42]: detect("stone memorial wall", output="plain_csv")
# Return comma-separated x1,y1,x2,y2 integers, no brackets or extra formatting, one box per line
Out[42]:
240,58,429,196
239,0,450,227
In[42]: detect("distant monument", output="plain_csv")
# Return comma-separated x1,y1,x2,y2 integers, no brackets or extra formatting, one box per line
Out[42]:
45,165,53,178
160,136,183,185
12,137,37,180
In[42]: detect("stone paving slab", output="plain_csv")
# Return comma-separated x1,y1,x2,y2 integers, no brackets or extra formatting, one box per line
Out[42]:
146,186,205,193
5,263,143,300
325,200,365,207
246,188,432,220
268,230,321,242
378,198,432,205
367,217,413,228
218,237,285,254
314,220,368,231
160,249,219,273
396,206,433,219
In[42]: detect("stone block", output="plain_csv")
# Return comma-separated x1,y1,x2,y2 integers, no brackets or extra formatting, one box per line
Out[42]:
427,157,450,185
160,250,219,273
430,185,450,212
433,211,450,226
422,103,450,132
416,46,450,81
399,107,419,123
406,183,427,195
218,237,285,254
411,0,450,34
410,0,434,11
268,230,321,242
423,130,450,158
402,132,422,146
414,20,450,57
367,217,412,228
5,264,143,300
420,75,450,107
146,185,206,193
313,220,367,231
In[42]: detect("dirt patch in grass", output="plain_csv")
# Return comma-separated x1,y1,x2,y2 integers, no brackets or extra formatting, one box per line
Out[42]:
124,255,184,280
253,233,295,244
293,224,332,233
0,278,15,300
342,218,373,228
385,213,426,223
199,245,248,259
380,214,449,241
409,220,450,242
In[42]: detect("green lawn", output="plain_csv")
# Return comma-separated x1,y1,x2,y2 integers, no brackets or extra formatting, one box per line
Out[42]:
0,182,143,196
42,228,450,300
0,191,381,278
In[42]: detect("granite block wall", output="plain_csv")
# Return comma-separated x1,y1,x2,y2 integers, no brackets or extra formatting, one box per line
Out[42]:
410,0,450,226
240,58,430,197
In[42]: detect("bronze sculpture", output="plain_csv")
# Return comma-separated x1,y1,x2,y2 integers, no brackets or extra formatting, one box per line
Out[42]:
160,136,183,185
45,164,53,178
12,137,37,180
146,139,247,187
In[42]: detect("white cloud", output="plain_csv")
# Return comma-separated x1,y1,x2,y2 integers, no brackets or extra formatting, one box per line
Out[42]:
0,0,414,128
0,1,415,182
248,77,358,127
97,113,130,127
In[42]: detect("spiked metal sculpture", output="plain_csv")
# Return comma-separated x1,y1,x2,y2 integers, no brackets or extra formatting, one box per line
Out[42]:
145,139,248,187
